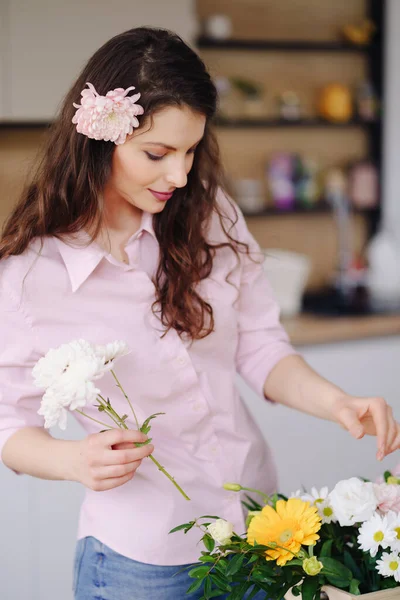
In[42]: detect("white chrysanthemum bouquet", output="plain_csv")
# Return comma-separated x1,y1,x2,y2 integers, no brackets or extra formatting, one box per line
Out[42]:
171,469,400,598
33,339,189,500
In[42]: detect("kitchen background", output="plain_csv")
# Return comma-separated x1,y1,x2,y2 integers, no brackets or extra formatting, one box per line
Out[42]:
1,1,400,598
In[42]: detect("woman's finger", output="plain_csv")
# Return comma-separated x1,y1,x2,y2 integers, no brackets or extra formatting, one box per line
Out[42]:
102,444,154,466
384,406,397,456
336,405,365,439
364,398,389,460
388,422,400,455
96,460,143,480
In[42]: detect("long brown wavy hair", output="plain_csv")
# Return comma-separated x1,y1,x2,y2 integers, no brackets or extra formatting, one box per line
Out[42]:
0,27,250,340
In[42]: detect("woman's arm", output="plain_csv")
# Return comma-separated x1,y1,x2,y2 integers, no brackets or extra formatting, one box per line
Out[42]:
263,354,400,461
1,427,80,480
1,426,153,490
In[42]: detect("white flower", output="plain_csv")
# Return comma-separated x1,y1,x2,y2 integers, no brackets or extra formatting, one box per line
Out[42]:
207,519,234,546
37,388,69,430
94,341,130,371
316,499,336,524
329,478,378,526
290,487,336,524
386,511,400,552
33,339,105,389
33,339,111,429
357,512,396,557
301,486,330,504
290,489,304,499
376,551,400,582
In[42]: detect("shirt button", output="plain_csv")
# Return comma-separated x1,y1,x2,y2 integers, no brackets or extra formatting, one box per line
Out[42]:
193,403,202,412
176,355,187,366
210,446,218,455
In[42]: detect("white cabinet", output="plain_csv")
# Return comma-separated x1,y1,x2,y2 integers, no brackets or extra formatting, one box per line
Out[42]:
3,0,197,121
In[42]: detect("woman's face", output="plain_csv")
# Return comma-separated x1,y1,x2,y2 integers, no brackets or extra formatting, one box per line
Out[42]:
103,105,206,220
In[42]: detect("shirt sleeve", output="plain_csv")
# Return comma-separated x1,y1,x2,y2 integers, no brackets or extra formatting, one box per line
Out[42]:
0,284,44,463
232,201,298,401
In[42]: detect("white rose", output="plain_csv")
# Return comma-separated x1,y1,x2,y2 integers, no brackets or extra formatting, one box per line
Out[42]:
207,519,234,545
329,477,378,526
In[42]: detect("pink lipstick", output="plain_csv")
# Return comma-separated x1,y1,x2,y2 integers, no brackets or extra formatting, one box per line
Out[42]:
149,189,174,202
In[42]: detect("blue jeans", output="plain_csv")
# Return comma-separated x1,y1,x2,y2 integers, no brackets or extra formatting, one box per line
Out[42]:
73,536,267,599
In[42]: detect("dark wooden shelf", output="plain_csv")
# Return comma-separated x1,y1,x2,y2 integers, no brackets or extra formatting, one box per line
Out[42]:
197,37,370,52
215,117,378,128
242,202,379,218
0,121,51,129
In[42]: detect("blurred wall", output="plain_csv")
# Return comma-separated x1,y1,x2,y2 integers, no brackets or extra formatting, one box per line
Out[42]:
382,0,400,232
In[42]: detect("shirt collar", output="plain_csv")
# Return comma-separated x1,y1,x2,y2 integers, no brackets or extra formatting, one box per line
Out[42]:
54,211,156,293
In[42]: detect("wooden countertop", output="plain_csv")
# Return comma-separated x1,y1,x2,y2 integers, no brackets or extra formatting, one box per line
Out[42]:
281,313,400,346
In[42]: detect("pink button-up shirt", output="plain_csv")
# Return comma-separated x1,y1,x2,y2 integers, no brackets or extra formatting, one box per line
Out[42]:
0,190,296,565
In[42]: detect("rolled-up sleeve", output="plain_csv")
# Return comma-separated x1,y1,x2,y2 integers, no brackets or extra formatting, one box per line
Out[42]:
0,286,44,462
234,208,298,401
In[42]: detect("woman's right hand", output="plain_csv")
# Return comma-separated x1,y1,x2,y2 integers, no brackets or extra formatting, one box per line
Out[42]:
73,429,154,491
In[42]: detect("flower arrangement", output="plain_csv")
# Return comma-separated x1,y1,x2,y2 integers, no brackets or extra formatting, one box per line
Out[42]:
32,339,189,500
171,468,400,599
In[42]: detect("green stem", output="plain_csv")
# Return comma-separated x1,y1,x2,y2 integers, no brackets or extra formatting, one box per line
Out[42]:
111,370,140,429
97,396,121,428
241,486,271,504
97,397,191,501
75,410,114,430
148,454,190,501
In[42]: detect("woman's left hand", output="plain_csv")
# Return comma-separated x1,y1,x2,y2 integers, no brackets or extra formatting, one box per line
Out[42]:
332,394,400,461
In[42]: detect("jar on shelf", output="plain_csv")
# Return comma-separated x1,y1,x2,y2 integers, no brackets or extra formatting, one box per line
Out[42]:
232,179,267,214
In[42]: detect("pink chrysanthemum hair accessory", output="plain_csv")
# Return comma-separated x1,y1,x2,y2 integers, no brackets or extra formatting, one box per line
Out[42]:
72,82,144,145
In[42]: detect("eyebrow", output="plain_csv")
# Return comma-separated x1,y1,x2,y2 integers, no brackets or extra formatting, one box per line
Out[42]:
142,139,202,151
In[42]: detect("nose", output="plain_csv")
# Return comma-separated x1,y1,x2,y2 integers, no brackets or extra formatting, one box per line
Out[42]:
166,159,188,189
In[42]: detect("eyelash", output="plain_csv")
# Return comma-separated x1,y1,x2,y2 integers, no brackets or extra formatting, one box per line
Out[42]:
145,149,197,161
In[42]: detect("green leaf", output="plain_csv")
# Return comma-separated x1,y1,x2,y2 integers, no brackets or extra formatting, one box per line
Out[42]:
203,535,215,553
320,539,333,558
246,586,264,600
140,412,165,434
225,554,245,577
186,578,203,594
301,577,320,600
319,557,353,583
227,582,250,600
349,579,361,595
135,437,153,447
188,565,210,580
199,555,216,563
169,522,195,534
343,550,363,581
384,470,392,482
204,576,212,598
210,573,232,592
291,585,301,597
325,577,351,590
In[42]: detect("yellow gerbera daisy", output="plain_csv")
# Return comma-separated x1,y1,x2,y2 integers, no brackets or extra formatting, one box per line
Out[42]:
247,498,321,566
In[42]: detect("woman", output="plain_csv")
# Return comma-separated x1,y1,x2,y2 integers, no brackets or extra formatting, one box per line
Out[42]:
0,27,399,600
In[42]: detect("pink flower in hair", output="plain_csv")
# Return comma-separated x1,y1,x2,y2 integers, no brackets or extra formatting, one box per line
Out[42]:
72,82,144,145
